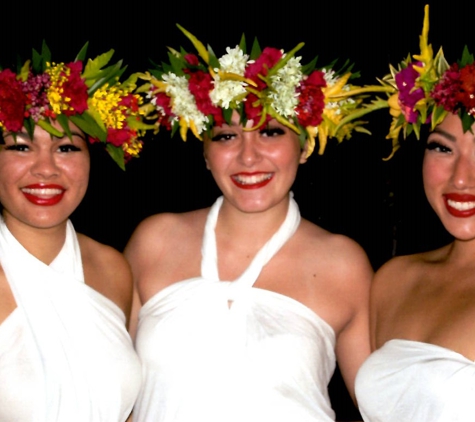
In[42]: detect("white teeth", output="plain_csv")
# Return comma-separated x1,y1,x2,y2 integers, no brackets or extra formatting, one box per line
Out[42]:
233,173,272,185
22,188,63,196
447,199,475,211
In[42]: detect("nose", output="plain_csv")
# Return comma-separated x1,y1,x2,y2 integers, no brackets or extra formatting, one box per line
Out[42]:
452,153,475,189
31,150,60,179
238,134,262,166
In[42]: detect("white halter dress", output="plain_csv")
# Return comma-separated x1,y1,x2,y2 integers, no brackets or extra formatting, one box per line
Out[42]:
355,339,475,421
0,218,142,422
134,195,337,422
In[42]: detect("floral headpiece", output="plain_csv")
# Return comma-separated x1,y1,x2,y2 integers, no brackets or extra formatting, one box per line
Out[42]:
378,4,475,158
138,25,388,157
0,42,152,170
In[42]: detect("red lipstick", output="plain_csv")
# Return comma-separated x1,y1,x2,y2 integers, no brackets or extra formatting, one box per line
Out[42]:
444,193,475,218
21,184,65,206
231,172,273,189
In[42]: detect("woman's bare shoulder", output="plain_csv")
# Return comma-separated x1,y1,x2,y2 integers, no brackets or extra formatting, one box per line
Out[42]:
77,233,133,317
298,219,372,272
125,208,209,259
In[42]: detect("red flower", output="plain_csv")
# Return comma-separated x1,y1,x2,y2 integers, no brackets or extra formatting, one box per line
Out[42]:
432,64,461,112
61,62,88,116
295,70,326,127
106,127,131,147
185,54,200,66
154,92,174,130
245,47,282,90
0,69,28,132
457,63,475,111
188,70,224,126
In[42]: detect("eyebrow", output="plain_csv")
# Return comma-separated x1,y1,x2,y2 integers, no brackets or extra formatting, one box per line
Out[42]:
429,127,457,142
4,131,86,142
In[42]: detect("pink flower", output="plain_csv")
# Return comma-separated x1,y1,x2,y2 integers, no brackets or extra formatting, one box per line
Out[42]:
0,69,28,132
295,70,326,127
395,63,425,123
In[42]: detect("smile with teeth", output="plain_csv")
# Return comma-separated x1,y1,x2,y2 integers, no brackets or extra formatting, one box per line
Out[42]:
231,173,273,185
447,199,475,211
21,187,64,197
21,184,66,206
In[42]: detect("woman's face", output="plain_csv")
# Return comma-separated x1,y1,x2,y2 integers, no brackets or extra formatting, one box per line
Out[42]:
203,112,307,214
423,112,475,240
0,121,90,230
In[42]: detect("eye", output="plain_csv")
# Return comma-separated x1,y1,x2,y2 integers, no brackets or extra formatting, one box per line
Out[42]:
57,143,82,153
260,127,285,137
4,144,29,152
211,133,236,142
426,141,452,154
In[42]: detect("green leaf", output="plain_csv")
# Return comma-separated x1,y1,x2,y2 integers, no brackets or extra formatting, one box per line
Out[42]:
37,119,63,137
70,112,106,141
23,118,35,140
82,49,115,80
223,107,233,125
106,144,126,170
461,111,474,133
250,37,261,60
41,40,52,70
32,48,42,74
239,34,246,54
459,45,474,67
75,42,89,62
56,114,73,139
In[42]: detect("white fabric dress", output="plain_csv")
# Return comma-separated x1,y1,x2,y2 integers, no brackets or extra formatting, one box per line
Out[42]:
134,195,337,422
0,218,142,422
355,339,475,421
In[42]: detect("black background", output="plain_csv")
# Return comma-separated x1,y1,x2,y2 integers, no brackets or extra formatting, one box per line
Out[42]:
1,1,470,419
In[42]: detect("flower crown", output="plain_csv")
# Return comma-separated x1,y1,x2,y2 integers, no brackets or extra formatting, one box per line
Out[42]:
378,4,475,158
0,41,152,170
138,25,388,157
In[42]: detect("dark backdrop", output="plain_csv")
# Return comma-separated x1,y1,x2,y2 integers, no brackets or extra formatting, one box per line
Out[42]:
0,1,469,419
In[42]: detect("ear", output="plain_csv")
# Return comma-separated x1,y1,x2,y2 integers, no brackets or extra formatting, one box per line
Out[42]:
299,140,309,164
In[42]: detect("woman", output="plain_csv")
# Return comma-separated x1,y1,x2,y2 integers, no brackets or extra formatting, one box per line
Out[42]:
355,5,475,421
0,43,149,421
126,26,381,421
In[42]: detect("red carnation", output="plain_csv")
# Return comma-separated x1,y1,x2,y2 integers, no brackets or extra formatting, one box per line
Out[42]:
295,70,326,127
245,47,282,90
457,63,475,111
154,92,174,130
0,69,28,132
106,127,131,147
61,62,88,116
244,92,271,127
185,54,200,66
188,70,224,126
432,64,462,112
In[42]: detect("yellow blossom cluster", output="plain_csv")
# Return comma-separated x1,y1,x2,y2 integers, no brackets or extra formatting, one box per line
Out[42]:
123,138,143,158
45,63,73,115
89,84,134,130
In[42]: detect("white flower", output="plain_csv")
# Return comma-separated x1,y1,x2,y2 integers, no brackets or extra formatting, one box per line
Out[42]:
210,46,249,108
162,72,208,133
269,56,304,117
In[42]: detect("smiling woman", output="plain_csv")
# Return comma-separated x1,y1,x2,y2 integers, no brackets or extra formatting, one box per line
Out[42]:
125,25,384,422
355,5,475,421
0,44,152,422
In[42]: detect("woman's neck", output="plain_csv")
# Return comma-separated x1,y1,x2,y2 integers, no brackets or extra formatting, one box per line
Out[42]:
216,195,290,245
3,216,67,265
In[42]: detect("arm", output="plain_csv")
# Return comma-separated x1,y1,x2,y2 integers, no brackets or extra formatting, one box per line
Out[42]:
333,240,373,405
